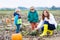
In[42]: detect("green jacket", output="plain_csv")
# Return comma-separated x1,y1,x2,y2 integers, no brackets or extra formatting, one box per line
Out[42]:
28,10,39,23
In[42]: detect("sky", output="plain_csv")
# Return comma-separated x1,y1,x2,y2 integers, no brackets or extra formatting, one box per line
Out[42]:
0,0,60,8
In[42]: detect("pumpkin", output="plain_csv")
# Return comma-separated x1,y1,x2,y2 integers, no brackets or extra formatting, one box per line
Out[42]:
11,18,14,22
6,18,10,24
11,33,22,40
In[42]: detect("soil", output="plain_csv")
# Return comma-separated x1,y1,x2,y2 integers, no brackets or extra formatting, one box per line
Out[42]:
0,13,60,40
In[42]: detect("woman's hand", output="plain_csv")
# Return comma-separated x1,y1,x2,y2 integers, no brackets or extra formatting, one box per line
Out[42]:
33,28,38,32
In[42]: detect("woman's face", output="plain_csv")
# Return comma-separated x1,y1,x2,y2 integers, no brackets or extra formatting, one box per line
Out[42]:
43,11,48,17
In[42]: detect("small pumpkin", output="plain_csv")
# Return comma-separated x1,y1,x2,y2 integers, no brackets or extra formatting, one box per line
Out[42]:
6,18,10,24
11,18,14,22
11,33,22,40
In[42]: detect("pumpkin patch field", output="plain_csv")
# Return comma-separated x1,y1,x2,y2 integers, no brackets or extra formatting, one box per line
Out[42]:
0,10,60,40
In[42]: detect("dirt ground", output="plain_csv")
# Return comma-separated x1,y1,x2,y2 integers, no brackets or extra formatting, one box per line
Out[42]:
0,11,60,40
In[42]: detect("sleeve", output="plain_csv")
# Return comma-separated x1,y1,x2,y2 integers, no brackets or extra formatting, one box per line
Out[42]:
35,11,39,20
36,20,44,30
28,12,30,21
14,15,18,24
13,12,15,16
49,13,57,28
19,14,21,18
52,16,57,28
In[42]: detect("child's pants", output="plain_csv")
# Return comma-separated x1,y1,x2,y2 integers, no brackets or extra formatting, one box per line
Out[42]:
31,23,37,30
16,24,20,33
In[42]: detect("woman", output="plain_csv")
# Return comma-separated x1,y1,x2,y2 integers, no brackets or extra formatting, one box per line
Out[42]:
35,10,57,36
28,7,39,30
14,8,22,33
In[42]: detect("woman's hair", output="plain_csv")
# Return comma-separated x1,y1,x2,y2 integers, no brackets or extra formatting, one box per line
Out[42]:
42,10,50,20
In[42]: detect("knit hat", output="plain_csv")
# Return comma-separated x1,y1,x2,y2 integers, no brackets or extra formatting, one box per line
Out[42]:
15,8,21,12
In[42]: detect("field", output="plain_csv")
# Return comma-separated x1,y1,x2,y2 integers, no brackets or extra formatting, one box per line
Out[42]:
0,10,60,40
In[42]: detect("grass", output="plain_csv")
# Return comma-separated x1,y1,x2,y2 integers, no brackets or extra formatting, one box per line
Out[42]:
0,10,60,14
57,24,60,31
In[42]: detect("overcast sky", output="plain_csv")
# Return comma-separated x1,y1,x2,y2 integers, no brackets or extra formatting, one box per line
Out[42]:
0,0,60,8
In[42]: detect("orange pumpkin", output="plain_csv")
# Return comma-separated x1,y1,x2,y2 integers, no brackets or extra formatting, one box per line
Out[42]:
6,18,10,24
11,18,14,23
11,33,22,40
11,18,14,22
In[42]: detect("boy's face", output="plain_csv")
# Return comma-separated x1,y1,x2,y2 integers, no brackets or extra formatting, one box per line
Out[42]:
30,7,35,12
30,9,35,12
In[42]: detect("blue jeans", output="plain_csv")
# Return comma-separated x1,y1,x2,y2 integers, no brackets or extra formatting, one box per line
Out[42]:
16,24,20,33
41,21,55,31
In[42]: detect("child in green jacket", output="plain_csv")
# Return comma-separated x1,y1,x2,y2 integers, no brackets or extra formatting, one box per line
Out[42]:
28,7,39,30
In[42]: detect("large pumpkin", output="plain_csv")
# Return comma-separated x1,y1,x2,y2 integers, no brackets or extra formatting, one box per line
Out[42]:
11,33,22,40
